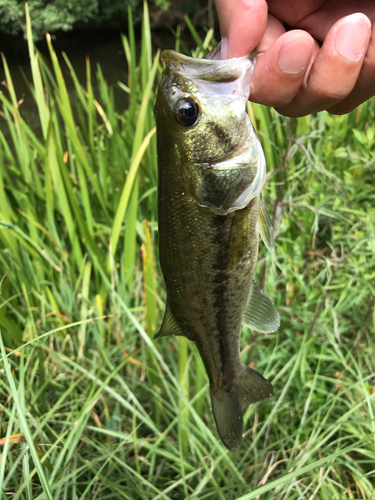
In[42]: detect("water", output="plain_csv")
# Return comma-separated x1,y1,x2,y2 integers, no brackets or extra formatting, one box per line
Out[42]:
0,30,132,137
0,28,178,134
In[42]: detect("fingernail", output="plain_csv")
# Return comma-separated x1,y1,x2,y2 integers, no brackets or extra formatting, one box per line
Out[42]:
279,40,312,74
336,14,371,61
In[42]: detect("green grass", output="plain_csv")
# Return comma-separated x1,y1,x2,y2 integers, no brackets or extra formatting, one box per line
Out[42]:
1,4,375,499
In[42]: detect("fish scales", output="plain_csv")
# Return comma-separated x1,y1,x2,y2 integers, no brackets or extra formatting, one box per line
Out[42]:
159,160,258,388
154,43,280,451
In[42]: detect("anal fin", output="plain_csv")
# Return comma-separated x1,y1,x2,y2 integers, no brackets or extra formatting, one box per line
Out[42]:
243,284,280,333
154,304,192,340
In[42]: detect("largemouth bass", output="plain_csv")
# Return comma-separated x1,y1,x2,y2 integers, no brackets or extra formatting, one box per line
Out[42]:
154,43,280,451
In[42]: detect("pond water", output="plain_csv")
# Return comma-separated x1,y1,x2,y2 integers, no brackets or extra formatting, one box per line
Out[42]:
0,28,178,134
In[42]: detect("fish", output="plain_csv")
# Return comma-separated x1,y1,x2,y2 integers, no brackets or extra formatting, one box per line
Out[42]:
153,42,280,451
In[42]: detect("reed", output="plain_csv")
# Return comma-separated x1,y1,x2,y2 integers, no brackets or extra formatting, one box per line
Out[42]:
0,3,374,498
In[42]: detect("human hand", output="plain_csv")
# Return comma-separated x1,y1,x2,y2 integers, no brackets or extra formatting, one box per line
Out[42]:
215,0,375,116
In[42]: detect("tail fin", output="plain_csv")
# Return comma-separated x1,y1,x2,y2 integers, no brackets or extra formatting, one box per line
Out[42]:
211,364,273,451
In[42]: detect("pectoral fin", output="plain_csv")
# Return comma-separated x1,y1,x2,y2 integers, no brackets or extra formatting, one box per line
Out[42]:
259,199,274,253
243,284,280,333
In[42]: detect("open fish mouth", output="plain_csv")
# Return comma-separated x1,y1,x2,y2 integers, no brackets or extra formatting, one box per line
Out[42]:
161,42,256,95
162,41,256,69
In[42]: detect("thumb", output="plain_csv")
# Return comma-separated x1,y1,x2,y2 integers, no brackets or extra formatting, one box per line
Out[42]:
215,0,268,58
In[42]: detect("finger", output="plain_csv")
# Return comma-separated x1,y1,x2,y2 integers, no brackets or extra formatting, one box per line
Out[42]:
276,13,372,117
251,17,317,107
328,20,375,114
215,0,267,58
257,14,286,53
296,2,375,42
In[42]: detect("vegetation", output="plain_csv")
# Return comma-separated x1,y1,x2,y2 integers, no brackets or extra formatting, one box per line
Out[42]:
0,4,375,499
0,0,170,40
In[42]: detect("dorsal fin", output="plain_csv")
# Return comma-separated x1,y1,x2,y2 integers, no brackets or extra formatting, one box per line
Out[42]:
259,199,274,253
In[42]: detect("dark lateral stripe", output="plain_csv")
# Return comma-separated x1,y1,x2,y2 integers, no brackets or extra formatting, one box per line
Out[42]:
212,215,232,390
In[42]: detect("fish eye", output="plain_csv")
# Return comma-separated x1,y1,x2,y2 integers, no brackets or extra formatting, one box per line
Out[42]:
174,98,200,127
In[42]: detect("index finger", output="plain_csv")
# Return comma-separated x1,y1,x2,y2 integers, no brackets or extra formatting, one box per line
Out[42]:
215,0,268,58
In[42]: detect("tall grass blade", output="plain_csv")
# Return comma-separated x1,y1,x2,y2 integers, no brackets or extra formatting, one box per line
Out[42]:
0,4,373,497
0,334,54,500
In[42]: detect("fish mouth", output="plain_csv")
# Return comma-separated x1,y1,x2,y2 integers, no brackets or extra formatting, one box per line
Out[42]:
162,41,256,66
161,43,256,85
204,41,256,62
